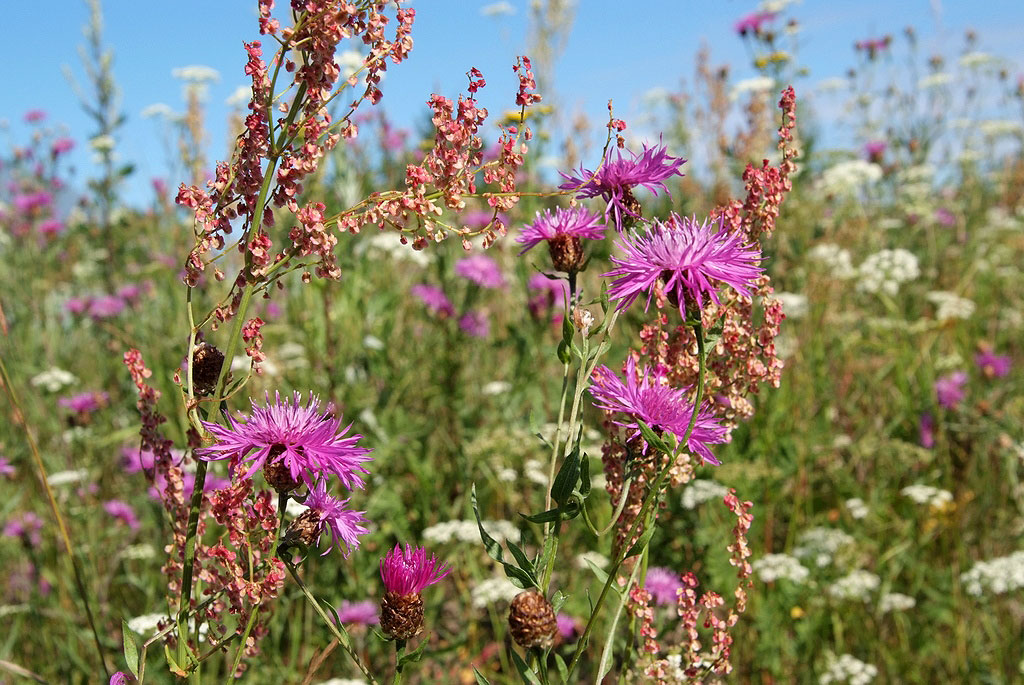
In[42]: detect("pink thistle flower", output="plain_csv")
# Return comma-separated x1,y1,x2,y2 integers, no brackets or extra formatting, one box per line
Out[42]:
975,349,1011,379
455,254,505,288
51,137,75,157
23,109,47,123
605,214,763,315
589,356,729,464
110,672,133,685
65,297,91,315
380,543,451,596
559,141,685,231
58,391,109,413
919,412,935,449
301,478,369,556
196,391,372,490
103,500,140,531
556,612,580,640
4,512,43,545
38,218,63,237
517,207,607,273
644,566,684,606
0,457,15,478
411,284,454,318
87,295,126,319
336,599,380,625
459,310,490,338
734,11,776,36
935,371,968,409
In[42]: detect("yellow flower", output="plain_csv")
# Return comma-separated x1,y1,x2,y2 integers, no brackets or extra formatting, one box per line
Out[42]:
790,606,805,619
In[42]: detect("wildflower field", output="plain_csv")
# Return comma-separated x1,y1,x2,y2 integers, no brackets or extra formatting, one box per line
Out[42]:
1,1,1022,683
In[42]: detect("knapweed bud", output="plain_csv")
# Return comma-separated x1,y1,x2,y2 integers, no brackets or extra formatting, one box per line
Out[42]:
508,589,558,649
262,449,302,493
379,544,451,640
282,508,322,549
548,233,585,273
515,207,606,274
191,342,225,396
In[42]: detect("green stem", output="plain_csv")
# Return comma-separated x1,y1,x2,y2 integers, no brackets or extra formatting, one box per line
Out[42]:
226,606,260,683
565,321,707,679
392,639,407,685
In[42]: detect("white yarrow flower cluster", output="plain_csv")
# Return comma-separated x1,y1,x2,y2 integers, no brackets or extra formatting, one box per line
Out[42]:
423,519,519,545
819,160,883,197
753,553,810,583
731,76,775,100
576,551,610,570
879,592,916,613
845,498,869,520
523,459,549,486
978,120,1024,138
856,249,920,295
828,570,880,602
960,551,1024,597
794,527,855,568
31,367,78,393
361,232,431,266
900,484,953,508
46,469,89,487
925,291,975,321
918,72,951,89
171,65,220,83
680,479,729,510
808,244,856,279
958,51,997,69
819,654,879,685
774,292,809,320
471,577,522,608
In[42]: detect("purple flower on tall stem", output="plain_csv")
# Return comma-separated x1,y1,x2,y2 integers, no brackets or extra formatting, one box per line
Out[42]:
0,457,15,478
734,11,776,36
975,348,1011,379
58,391,109,414
455,254,505,288
644,567,684,606
516,207,606,273
380,544,451,596
935,371,968,409
604,214,763,316
196,391,372,490
103,500,140,531
336,599,380,625
919,412,935,449
556,612,580,640
559,142,685,231
299,478,369,556
458,310,490,338
411,284,454,318
589,356,729,464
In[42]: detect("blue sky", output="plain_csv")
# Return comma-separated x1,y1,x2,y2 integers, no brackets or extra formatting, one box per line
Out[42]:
3,0,1023,206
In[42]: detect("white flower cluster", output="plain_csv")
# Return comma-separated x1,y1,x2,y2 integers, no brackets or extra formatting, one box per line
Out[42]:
958,51,997,69
819,160,883,197
900,484,953,508
731,76,775,101
121,544,157,561
46,469,89,487
828,570,880,602
808,244,856,280
423,519,519,545
819,654,879,685
960,551,1024,597
576,551,610,570
817,77,850,92
361,232,431,266
753,553,810,584
523,459,549,486
978,120,1023,138
845,498,869,520
171,65,220,83
926,291,976,321
31,367,78,393
794,527,855,568
879,592,916,613
774,292,809,320
471,577,522,608
918,72,951,89
856,249,920,296
316,679,368,685
680,479,729,510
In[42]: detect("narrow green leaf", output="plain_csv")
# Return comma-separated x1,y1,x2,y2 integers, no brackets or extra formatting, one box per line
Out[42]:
397,638,429,667
475,485,538,588
624,523,656,559
510,648,543,685
121,619,139,678
551,590,567,614
557,340,570,364
561,313,575,346
635,418,670,454
506,539,535,577
519,508,562,524
579,452,591,498
550,447,580,506
584,558,610,587
554,653,569,683
474,668,493,685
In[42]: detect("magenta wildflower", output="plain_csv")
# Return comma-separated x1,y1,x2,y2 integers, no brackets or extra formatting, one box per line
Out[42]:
975,349,1011,379
644,567,684,606
58,391,109,413
38,218,63,237
919,412,935,449
459,310,490,338
516,207,606,272
455,254,505,288
589,356,729,464
605,214,763,315
559,141,685,231
935,371,968,409
51,137,75,156
65,297,91,315
301,478,369,556
863,140,886,161
556,612,580,640
103,500,140,531
734,10,776,36
380,543,451,596
196,391,372,490
4,512,43,545
462,209,508,230
23,109,47,123
934,208,956,227
88,295,126,319
527,272,568,321
336,599,380,625
411,284,454,317
110,672,133,685
0,457,15,478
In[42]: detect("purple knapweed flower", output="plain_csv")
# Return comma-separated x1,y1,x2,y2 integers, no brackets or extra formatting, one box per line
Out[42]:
975,349,1011,379
455,254,505,288
527,272,569,321
38,218,63,237
88,295,126,319
4,512,43,545
935,371,968,409
24,109,47,123
559,141,685,231
103,500,140,531
863,140,886,160
336,599,380,625
919,412,935,449
934,208,956,227
301,478,369,556
380,543,451,596
734,10,776,35
644,567,684,606
604,214,763,316
461,209,508,230
58,391,109,413
65,297,91,315
196,391,372,490
0,457,15,478
556,612,580,640
411,284,455,318
459,310,490,338
51,137,75,156
110,672,133,685
516,207,607,272
589,356,729,464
